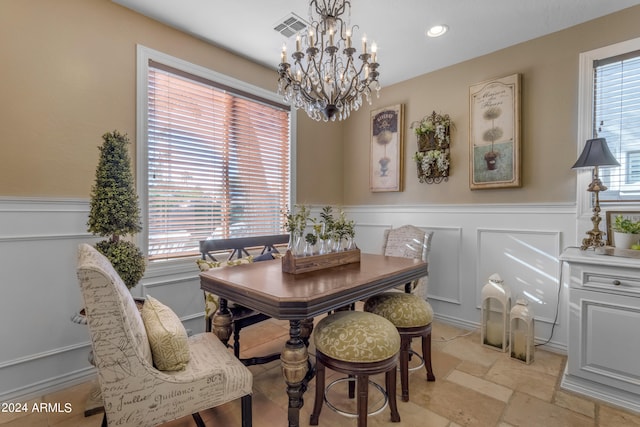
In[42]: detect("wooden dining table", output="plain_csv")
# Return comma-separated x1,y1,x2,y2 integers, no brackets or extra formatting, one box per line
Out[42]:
199,252,428,427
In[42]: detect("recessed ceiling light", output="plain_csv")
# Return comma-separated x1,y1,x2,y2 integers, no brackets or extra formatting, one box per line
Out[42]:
426,25,448,38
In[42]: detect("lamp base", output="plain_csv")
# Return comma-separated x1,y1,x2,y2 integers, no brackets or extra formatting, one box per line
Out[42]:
580,229,606,251
580,182,606,250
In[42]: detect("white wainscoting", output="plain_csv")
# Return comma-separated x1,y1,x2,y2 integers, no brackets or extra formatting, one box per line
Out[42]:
0,198,577,402
0,198,97,402
342,203,576,353
0,198,204,403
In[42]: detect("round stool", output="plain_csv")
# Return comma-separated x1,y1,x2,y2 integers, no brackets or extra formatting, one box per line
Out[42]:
364,292,435,402
310,311,401,427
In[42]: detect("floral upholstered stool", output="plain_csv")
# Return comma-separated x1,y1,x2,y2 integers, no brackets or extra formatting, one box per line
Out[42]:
364,292,436,402
310,311,401,427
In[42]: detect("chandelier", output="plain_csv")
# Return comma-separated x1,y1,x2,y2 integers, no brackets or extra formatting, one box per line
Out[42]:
277,0,380,122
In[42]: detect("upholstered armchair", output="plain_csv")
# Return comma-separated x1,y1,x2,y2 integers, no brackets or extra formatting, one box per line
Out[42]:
76,243,253,427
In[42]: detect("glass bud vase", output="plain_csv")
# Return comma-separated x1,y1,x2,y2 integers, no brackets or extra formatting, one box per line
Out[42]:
318,238,330,255
288,231,302,256
346,236,355,250
303,240,315,256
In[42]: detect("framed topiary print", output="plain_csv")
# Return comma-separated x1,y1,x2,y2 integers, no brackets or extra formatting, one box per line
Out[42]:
469,74,522,190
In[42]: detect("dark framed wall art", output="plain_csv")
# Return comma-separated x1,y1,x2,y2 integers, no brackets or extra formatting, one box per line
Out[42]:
370,104,404,192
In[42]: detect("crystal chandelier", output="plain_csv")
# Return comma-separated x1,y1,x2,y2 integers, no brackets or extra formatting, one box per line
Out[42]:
277,0,380,122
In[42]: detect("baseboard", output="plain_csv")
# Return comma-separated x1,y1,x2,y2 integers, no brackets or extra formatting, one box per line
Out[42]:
0,366,96,403
561,368,640,414
433,313,567,354
433,313,479,331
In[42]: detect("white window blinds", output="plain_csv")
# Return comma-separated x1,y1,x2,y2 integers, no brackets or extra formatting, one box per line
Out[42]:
147,62,291,260
595,50,640,202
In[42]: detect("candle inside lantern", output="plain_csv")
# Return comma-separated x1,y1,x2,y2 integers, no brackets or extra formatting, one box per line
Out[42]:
511,330,527,361
509,298,534,363
485,318,503,348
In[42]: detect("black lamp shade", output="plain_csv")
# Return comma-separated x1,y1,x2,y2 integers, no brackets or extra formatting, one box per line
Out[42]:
572,138,620,169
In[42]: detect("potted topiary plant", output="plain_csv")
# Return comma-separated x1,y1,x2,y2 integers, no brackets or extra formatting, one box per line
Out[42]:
87,130,146,290
612,215,640,249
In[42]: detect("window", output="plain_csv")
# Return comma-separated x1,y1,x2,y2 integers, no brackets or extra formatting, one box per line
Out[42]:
137,47,293,261
592,48,640,202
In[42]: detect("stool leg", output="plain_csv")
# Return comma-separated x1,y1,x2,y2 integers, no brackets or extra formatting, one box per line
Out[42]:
310,360,325,425
348,374,355,399
356,374,369,427
233,326,241,359
399,335,411,402
423,329,435,382
386,365,401,423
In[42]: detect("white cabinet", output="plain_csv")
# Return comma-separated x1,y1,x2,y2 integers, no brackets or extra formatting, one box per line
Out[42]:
560,247,640,413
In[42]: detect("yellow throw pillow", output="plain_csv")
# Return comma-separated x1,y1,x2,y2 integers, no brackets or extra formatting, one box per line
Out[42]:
141,295,190,371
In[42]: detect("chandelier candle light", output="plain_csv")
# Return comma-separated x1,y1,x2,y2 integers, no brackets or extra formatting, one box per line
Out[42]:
277,0,381,121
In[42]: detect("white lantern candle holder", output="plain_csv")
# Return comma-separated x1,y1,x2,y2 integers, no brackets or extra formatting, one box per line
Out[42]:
481,273,511,352
509,298,535,364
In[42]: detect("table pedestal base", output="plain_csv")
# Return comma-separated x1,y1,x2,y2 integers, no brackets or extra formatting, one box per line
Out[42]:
281,320,311,427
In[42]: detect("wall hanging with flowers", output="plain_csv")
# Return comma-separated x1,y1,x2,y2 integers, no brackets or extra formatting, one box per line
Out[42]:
411,111,452,184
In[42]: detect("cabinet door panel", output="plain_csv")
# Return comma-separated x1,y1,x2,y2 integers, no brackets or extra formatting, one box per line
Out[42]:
573,288,640,393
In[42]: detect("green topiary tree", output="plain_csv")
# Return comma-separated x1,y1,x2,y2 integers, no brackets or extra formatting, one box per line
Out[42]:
87,130,146,289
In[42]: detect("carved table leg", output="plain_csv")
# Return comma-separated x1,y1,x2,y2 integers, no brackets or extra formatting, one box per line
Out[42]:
281,320,309,427
300,318,314,347
212,298,232,348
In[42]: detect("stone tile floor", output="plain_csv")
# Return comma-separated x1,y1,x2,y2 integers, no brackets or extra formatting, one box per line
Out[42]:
2,317,640,427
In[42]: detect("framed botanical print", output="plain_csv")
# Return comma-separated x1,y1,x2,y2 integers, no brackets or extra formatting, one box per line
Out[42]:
469,73,522,190
370,104,404,192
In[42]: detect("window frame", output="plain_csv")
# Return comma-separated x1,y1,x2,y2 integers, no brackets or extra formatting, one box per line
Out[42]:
576,37,640,237
136,45,296,265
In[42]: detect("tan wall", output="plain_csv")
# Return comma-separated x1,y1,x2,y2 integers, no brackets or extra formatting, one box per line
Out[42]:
0,0,341,202
294,118,344,205
341,5,640,206
3,1,640,206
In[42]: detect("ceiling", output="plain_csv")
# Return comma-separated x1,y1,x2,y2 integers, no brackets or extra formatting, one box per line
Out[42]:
113,0,640,87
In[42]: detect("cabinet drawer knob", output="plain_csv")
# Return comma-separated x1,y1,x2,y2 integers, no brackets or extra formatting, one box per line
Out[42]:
612,280,621,286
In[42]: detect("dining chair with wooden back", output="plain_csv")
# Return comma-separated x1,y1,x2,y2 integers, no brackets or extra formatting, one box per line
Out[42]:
197,234,289,366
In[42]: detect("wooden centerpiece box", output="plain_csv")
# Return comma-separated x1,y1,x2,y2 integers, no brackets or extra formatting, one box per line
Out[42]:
282,248,361,274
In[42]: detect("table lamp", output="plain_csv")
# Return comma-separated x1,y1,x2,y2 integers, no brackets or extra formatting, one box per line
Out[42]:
571,137,620,250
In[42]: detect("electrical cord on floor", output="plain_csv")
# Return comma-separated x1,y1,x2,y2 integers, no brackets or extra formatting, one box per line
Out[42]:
534,246,579,347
